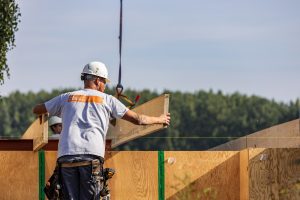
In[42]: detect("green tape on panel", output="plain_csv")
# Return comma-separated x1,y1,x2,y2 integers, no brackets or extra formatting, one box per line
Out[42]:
158,151,165,200
38,150,45,200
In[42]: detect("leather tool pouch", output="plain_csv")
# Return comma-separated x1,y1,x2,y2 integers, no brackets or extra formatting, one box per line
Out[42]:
44,164,62,200
91,159,104,199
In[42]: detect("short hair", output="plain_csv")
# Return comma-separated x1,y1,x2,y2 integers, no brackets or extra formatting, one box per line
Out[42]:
81,74,98,81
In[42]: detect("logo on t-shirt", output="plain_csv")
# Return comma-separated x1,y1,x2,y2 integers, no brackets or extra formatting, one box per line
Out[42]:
68,95,103,104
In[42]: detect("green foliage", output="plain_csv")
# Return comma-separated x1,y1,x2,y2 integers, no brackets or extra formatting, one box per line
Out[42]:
117,90,299,150
0,0,21,85
0,88,74,138
0,88,298,150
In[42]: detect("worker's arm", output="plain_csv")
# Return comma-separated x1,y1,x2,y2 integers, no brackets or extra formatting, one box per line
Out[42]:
122,110,170,126
32,103,47,115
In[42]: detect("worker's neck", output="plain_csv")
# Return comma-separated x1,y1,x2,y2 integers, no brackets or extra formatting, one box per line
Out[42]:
84,84,97,90
84,85,104,93
84,86,97,90
84,81,105,92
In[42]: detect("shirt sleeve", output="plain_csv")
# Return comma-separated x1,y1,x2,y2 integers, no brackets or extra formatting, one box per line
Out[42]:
109,95,129,119
45,94,66,117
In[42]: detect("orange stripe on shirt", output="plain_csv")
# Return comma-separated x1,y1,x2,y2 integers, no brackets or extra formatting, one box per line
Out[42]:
68,95,104,104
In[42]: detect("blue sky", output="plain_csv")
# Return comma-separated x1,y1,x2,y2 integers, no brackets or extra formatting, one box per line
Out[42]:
1,0,300,102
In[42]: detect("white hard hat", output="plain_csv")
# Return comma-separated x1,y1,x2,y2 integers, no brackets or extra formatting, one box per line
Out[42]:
81,61,110,83
49,116,62,127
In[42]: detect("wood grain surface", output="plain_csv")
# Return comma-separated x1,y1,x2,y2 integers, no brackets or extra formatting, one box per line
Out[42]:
212,119,300,151
0,151,39,200
249,148,300,200
107,94,169,148
21,114,48,151
240,149,249,200
104,151,158,200
44,151,58,185
165,151,240,200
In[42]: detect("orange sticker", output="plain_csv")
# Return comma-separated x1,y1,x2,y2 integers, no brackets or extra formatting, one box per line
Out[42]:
68,95,103,104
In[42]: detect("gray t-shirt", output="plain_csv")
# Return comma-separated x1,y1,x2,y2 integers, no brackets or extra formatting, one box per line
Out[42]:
45,89,128,158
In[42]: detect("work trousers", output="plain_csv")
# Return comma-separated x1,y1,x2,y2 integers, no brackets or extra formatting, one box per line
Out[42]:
58,154,104,200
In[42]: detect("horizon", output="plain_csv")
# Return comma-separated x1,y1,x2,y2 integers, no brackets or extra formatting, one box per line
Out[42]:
2,86,298,104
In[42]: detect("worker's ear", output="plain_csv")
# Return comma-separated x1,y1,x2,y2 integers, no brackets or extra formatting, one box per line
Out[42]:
94,78,100,86
95,78,102,91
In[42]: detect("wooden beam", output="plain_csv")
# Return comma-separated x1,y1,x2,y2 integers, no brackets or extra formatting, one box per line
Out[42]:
107,94,169,148
246,119,300,148
22,114,48,151
211,119,300,150
240,149,249,200
0,139,33,151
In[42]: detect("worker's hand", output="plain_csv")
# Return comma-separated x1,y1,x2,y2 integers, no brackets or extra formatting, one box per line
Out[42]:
33,103,47,115
159,113,171,126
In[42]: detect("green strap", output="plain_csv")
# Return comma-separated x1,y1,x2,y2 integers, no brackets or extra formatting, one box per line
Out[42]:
38,150,45,200
158,151,165,200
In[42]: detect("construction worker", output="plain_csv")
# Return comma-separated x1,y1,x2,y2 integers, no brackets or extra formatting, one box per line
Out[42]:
49,116,62,139
32,61,170,200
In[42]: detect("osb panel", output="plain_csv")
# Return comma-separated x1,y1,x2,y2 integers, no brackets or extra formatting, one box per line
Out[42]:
165,151,240,200
0,151,38,200
249,148,277,200
249,148,300,200
104,151,158,200
277,149,300,200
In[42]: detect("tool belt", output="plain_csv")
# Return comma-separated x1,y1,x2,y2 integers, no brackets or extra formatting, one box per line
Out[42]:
44,158,110,199
44,159,103,200
44,163,62,200
61,160,95,168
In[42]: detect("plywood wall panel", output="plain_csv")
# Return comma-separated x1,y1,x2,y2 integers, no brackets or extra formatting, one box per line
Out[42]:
0,151,38,200
104,151,158,200
165,151,240,200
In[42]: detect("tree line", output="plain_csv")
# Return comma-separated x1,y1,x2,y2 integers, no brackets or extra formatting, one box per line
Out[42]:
0,0,21,85
0,88,298,150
